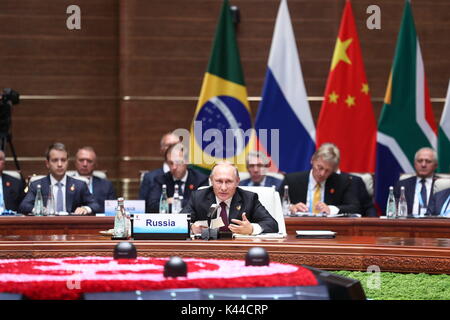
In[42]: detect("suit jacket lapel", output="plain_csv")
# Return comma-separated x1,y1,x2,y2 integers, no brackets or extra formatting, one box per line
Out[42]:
65,176,75,212
229,190,243,221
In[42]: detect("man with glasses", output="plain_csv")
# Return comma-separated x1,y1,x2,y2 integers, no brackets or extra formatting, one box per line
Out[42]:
146,143,208,213
182,161,278,235
394,147,437,216
239,151,282,189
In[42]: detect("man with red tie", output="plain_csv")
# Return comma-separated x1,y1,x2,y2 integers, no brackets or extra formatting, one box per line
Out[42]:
182,161,278,235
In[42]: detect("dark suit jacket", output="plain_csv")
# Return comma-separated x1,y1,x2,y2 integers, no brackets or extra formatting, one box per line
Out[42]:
92,176,116,213
147,168,209,213
19,175,100,214
279,171,359,213
181,187,279,233
426,188,450,216
240,175,283,189
139,168,164,201
340,172,377,217
394,175,436,214
1,173,25,212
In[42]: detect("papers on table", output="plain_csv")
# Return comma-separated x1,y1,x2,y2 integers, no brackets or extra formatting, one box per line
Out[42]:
295,230,336,239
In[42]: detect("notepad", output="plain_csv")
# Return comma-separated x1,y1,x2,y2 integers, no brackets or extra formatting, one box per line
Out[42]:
295,230,336,239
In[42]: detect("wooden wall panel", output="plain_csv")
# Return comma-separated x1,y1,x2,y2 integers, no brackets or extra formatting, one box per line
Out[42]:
0,0,448,201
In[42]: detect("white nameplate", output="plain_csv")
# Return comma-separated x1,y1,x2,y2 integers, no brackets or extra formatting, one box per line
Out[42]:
133,214,189,234
103,200,146,216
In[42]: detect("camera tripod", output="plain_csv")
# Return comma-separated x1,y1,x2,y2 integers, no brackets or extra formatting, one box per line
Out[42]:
0,133,25,183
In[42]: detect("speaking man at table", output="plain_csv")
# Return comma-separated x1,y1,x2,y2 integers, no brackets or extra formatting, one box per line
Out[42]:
394,147,437,215
181,161,278,235
147,142,209,213
239,151,283,189
19,142,100,215
0,150,25,212
74,146,116,213
279,143,359,215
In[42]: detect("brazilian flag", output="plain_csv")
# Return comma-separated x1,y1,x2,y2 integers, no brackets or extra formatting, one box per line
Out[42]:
190,0,253,173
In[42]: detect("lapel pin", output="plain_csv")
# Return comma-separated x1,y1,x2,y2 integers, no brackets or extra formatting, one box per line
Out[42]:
5,181,11,187
189,184,194,190
236,205,241,211
70,184,75,192
330,188,335,194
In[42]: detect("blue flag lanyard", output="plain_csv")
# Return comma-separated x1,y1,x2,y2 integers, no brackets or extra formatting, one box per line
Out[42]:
440,194,450,217
415,183,425,207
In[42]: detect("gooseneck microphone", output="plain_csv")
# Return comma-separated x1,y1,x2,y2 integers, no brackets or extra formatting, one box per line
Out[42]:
202,203,219,240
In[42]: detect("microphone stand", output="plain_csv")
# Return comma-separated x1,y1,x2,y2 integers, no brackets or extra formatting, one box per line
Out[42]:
201,204,219,240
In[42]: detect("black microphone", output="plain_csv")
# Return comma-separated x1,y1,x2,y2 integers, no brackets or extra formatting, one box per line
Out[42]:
202,204,219,240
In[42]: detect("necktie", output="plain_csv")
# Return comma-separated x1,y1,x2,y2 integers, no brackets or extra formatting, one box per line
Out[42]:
253,182,260,187
0,183,4,211
420,179,427,207
56,182,64,212
174,180,183,194
88,177,93,194
312,183,321,213
219,202,228,232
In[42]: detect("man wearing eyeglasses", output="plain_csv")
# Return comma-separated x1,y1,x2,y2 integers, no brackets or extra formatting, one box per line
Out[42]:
239,151,282,189
147,143,208,213
394,147,438,216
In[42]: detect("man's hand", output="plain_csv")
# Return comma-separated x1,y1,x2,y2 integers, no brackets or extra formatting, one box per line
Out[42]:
314,201,330,214
191,221,208,234
291,202,309,213
73,207,89,215
229,213,253,235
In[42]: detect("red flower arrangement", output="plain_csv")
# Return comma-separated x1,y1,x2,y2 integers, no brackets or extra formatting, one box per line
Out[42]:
0,257,317,300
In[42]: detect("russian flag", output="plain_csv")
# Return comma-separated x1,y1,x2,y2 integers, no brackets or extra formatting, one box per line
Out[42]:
255,0,315,174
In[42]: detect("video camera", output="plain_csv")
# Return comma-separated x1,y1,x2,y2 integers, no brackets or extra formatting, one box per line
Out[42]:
0,88,20,136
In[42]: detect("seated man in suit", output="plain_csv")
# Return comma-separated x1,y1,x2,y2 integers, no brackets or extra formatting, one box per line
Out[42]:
19,142,100,215
0,150,25,212
394,147,437,215
139,132,180,201
74,146,116,213
182,161,278,235
147,143,209,213
426,187,450,216
339,172,377,217
239,151,282,189
279,143,359,214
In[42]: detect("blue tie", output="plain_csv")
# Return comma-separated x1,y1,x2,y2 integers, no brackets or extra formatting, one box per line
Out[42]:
0,183,4,211
56,182,64,212
420,179,427,207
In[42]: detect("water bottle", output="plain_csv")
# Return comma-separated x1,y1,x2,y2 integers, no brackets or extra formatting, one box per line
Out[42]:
113,197,127,238
159,184,169,213
172,184,181,214
45,189,56,216
386,186,396,219
397,186,408,219
282,185,291,216
32,184,45,216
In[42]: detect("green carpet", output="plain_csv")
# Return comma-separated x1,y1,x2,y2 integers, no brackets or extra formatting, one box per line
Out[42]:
333,271,450,300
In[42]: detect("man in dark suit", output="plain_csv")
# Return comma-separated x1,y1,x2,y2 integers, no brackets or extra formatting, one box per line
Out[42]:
19,142,100,214
426,188,450,216
340,172,377,217
74,146,116,213
394,147,437,215
279,143,359,214
181,161,278,235
239,151,283,189
139,132,180,201
0,150,25,212
147,143,209,213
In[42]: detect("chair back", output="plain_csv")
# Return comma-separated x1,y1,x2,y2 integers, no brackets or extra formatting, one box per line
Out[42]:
239,186,287,236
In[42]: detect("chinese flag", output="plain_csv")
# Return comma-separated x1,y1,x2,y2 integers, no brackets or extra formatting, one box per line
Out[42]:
315,0,377,173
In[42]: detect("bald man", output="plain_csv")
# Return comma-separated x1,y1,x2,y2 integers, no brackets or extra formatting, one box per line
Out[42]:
0,150,25,212
181,162,278,235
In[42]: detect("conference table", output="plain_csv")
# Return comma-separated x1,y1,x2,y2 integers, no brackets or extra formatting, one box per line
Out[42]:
0,216,449,274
